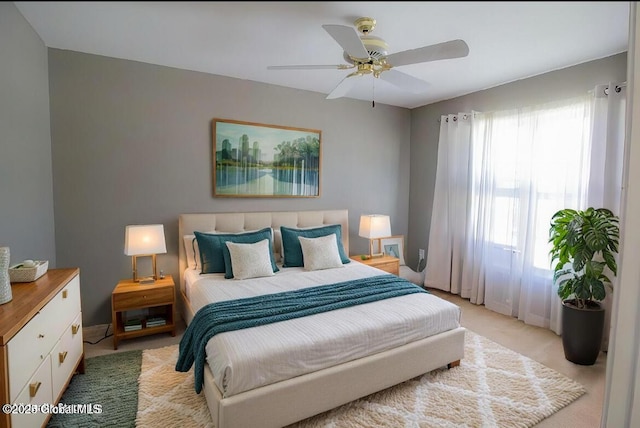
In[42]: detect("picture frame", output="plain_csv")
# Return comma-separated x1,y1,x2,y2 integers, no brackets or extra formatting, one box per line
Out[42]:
374,235,406,266
213,118,322,197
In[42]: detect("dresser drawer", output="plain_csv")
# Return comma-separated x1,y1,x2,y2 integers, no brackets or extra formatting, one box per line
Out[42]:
51,312,83,401
46,274,82,340
112,285,174,311
7,310,55,403
7,276,81,403
11,354,53,428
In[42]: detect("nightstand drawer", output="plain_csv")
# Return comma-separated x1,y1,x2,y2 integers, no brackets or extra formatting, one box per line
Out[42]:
373,261,399,275
112,285,174,311
349,255,400,276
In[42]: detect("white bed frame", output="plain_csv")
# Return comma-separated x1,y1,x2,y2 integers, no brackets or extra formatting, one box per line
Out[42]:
178,210,466,428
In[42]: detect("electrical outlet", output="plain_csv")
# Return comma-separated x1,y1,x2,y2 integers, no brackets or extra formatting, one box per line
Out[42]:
419,249,425,259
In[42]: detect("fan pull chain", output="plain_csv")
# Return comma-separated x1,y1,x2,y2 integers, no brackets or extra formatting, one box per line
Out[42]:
372,78,375,108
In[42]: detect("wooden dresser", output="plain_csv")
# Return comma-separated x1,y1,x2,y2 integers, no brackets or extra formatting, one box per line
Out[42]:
0,268,84,428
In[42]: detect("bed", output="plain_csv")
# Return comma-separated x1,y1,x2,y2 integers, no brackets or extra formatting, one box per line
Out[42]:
177,210,466,428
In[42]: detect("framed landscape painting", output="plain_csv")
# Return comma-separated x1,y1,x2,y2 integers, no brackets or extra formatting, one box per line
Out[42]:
213,119,321,197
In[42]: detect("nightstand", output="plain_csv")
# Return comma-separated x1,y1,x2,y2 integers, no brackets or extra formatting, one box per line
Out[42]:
111,275,176,350
350,254,400,275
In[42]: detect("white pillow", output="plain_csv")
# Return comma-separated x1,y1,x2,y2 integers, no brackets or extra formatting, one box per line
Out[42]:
225,239,275,280
273,228,283,262
298,234,344,271
279,224,345,266
183,235,200,270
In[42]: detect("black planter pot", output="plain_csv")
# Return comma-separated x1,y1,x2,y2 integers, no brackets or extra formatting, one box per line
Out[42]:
561,299,605,365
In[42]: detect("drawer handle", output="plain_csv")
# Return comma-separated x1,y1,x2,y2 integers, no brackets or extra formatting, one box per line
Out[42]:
59,351,68,364
38,334,45,338
62,289,68,298
72,324,80,335
29,381,41,398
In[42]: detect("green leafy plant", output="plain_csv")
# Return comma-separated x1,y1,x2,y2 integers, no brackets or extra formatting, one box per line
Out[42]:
549,207,620,309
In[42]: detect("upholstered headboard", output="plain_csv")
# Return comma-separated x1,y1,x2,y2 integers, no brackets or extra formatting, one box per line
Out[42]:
178,209,349,292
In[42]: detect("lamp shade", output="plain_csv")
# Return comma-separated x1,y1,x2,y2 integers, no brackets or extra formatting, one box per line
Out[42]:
124,224,167,256
358,215,391,239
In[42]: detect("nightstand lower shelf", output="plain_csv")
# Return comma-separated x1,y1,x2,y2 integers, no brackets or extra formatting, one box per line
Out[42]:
115,323,175,340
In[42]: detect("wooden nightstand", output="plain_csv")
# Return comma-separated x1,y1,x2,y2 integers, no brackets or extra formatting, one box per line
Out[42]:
350,254,400,275
111,275,176,350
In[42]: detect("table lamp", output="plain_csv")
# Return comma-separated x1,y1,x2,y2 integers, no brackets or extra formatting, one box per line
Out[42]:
124,224,167,283
359,214,391,259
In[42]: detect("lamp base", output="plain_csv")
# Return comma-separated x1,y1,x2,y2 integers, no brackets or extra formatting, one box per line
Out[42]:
367,238,385,259
364,253,385,260
131,254,159,285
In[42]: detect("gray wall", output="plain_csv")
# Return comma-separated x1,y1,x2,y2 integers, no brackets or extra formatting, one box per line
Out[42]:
0,3,56,266
47,49,411,326
5,1,627,327
406,53,627,269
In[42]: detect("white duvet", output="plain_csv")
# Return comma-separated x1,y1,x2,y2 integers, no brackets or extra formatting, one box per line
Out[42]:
185,262,461,397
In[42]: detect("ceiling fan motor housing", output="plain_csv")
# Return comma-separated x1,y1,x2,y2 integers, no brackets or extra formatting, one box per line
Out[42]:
341,17,390,63
361,35,389,60
343,35,389,63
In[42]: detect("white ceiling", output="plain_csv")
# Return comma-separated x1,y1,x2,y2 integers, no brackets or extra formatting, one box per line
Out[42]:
14,1,630,109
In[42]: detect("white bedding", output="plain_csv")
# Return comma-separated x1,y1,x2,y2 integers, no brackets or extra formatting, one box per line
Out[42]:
184,262,461,397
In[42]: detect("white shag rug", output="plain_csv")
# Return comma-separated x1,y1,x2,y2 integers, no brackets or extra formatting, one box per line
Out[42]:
135,330,586,428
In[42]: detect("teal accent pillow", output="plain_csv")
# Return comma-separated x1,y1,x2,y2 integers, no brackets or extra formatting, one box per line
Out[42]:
280,224,350,267
194,228,279,277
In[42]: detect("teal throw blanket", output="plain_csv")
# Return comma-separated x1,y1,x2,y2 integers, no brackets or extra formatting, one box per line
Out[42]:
175,274,427,393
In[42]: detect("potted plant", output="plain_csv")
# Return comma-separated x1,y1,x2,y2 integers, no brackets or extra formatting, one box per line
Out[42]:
548,207,620,365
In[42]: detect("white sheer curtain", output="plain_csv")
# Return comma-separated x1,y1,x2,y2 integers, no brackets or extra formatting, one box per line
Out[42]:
424,113,473,297
479,98,592,331
425,95,604,332
583,82,627,348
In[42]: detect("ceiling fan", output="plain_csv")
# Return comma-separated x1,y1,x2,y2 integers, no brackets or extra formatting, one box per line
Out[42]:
267,17,469,102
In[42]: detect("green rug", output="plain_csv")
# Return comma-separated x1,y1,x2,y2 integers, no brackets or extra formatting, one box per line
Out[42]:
47,350,142,428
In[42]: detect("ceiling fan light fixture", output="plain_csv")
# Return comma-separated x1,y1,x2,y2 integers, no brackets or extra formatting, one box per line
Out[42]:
360,35,389,59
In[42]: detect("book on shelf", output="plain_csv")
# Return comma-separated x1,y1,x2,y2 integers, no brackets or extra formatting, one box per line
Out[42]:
146,316,166,327
146,321,166,327
124,317,142,331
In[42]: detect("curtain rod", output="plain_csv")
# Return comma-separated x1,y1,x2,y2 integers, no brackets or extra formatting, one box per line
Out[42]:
605,82,627,95
436,112,475,123
437,81,628,123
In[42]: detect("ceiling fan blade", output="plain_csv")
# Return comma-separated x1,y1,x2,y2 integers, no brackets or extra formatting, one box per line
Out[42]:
267,65,348,70
380,69,430,94
326,75,358,100
322,24,370,60
385,39,469,67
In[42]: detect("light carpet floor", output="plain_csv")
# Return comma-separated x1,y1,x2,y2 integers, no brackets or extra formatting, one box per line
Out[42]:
135,330,586,428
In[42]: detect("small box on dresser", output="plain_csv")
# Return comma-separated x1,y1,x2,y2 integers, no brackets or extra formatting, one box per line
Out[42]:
0,268,84,428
